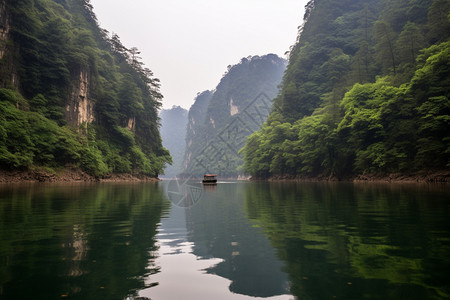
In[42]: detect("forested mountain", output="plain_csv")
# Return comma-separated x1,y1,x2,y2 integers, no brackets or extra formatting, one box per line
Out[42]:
160,106,188,178
0,0,170,177
182,54,286,177
242,0,450,179
183,90,213,172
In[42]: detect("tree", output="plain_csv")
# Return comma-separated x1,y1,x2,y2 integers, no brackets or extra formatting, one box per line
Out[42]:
396,22,426,77
427,0,450,44
374,21,398,75
351,42,372,83
109,33,129,59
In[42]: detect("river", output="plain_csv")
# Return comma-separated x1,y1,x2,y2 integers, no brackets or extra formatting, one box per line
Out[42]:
0,181,449,299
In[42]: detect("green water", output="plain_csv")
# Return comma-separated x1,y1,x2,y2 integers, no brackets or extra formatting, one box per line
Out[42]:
0,182,449,299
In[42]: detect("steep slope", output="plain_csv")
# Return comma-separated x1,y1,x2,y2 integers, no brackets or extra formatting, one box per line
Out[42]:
242,0,450,180
183,54,287,177
160,106,188,178
0,0,170,178
183,90,213,173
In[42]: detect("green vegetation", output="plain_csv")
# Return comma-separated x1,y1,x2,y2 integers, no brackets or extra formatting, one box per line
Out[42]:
183,54,286,177
242,0,450,179
0,0,170,177
0,90,84,171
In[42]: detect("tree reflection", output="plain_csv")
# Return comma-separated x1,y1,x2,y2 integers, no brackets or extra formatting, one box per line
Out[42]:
0,183,169,300
244,182,450,299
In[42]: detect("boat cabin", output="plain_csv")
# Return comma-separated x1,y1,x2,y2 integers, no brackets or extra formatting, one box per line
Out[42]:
202,174,217,184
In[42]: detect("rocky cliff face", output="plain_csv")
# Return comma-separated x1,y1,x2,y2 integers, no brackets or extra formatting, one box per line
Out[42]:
0,1,9,60
0,2,18,89
1,2,94,130
183,91,213,170
127,117,136,131
229,97,239,116
1,2,93,127
65,69,95,128
0,0,170,177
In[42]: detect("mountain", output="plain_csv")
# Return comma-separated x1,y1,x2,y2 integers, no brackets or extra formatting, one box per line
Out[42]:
182,90,213,173
0,0,170,178
182,54,287,177
160,106,188,178
241,0,450,180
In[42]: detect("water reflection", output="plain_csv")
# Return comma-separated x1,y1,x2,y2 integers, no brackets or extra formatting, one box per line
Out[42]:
141,182,294,299
244,182,450,299
63,224,90,277
1,181,448,299
0,183,168,300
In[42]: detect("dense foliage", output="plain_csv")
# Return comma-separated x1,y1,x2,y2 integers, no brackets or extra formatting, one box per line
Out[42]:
0,0,170,176
242,0,450,179
159,106,188,177
183,54,286,177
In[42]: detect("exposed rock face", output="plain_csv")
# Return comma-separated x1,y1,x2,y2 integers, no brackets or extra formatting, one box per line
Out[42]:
2,4,92,129
183,91,213,170
229,97,239,116
127,117,136,131
0,1,18,89
65,69,95,128
0,0,9,60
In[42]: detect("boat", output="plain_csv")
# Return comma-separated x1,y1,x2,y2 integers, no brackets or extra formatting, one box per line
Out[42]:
202,174,217,185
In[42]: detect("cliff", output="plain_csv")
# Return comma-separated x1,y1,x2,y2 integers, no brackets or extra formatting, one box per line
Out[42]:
0,1,17,89
0,0,9,59
0,0,170,178
183,90,213,170
65,68,95,128
182,54,286,177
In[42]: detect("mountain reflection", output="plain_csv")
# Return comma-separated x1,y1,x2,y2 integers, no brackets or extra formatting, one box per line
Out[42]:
185,183,291,298
2,181,448,300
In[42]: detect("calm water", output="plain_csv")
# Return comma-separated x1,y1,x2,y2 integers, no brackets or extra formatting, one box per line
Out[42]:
0,181,449,299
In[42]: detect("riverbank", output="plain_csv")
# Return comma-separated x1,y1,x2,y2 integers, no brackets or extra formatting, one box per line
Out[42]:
2,169,449,184
0,168,159,183
262,170,450,183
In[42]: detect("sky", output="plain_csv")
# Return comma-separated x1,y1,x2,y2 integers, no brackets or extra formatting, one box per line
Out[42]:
90,0,309,110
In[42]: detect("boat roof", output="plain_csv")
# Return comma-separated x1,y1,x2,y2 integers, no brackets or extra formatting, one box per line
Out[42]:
204,174,217,176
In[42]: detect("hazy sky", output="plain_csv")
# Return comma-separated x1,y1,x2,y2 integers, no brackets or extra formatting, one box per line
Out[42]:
90,0,309,109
